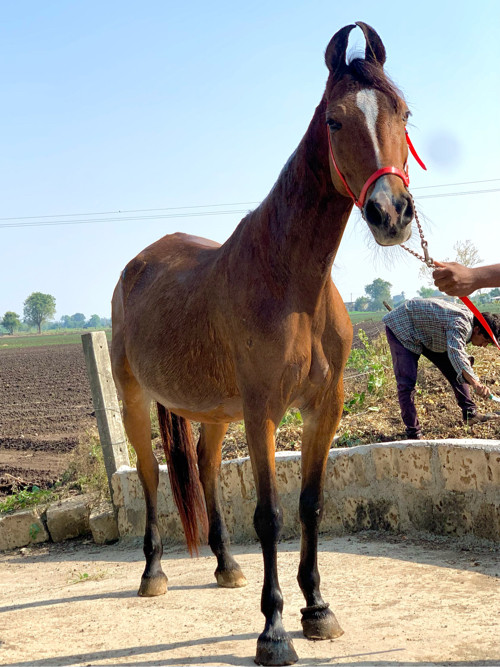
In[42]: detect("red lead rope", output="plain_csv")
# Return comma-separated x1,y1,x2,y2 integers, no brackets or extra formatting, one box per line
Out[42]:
405,130,427,170
460,296,500,351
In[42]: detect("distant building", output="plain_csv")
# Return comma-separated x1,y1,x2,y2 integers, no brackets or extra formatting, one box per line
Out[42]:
393,292,406,307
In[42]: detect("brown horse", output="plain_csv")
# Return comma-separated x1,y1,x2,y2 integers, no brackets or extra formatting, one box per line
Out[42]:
111,22,415,666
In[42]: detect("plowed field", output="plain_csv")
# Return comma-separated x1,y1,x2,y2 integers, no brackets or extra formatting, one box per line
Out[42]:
0,344,95,495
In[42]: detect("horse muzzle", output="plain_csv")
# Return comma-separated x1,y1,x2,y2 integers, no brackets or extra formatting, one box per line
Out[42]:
363,188,414,246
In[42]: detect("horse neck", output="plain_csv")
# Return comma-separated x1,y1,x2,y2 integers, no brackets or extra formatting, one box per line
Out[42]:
237,98,353,296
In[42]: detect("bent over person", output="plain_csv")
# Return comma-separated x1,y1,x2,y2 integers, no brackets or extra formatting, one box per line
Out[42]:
383,297,500,439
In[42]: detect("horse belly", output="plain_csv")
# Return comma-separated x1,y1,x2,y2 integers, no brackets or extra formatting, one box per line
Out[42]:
127,334,242,422
163,397,244,424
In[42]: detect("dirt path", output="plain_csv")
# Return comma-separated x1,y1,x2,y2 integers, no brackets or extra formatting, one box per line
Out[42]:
1,532,499,666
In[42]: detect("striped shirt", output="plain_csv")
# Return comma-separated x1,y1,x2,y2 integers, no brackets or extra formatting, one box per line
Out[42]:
383,297,478,383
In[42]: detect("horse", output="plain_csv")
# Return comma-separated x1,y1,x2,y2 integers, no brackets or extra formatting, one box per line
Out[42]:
111,22,415,666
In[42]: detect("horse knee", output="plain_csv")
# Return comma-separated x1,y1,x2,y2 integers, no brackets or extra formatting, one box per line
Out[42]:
299,488,323,525
254,503,283,544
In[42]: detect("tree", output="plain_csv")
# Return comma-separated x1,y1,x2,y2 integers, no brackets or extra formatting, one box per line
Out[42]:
23,292,56,333
71,313,86,327
86,314,101,328
1,311,21,335
59,313,86,328
453,239,483,268
354,296,370,312
364,278,392,311
418,286,441,298
471,292,492,307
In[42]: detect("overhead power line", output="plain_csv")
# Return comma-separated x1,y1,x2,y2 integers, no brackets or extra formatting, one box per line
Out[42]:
2,178,500,224
411,177,500,190
1,179,499,230
417,187,500,200
0,201,260,223
0,209,251,229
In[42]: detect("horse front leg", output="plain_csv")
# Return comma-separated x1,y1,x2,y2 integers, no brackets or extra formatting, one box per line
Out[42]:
197,422,247,588
298,383,344,640
245,411,298,666
122,393,168,597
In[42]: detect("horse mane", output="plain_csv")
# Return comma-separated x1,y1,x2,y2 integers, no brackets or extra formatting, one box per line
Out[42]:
345,58,405,111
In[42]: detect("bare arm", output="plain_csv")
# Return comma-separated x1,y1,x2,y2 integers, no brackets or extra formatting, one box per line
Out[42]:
462,370,491,399
432,261,500,296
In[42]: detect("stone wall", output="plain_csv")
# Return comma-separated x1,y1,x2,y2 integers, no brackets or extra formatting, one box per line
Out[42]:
112,439,500,545
0,496,118,551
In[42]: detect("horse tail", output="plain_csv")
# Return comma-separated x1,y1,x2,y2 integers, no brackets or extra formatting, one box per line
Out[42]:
156,403,208,555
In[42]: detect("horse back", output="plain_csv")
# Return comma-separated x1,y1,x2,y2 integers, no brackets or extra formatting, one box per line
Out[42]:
111,232,239,413
119,232,220,296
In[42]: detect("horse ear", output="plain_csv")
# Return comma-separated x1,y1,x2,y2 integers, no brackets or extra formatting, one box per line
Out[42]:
355,21,386,66
325,24,356,77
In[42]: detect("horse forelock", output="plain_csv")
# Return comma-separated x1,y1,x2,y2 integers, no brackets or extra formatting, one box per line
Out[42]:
327,58,405,112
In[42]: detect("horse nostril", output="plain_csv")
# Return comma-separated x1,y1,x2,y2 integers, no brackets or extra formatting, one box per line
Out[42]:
396,193,414,226
364,199,387,228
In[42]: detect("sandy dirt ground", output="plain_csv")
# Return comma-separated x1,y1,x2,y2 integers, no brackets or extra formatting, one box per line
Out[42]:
1,532,499,667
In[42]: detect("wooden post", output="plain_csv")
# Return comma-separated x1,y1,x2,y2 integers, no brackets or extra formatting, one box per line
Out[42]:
81,331,130,502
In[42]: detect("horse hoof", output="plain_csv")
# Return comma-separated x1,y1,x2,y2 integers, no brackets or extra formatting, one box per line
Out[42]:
138,572,168,597
215,567,248,588
301,603,344,640
255,633,298,666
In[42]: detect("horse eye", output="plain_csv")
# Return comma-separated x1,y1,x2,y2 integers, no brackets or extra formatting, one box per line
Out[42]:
326,119,341,132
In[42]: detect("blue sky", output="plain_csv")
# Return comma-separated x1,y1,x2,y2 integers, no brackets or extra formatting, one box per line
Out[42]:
1,1,499,319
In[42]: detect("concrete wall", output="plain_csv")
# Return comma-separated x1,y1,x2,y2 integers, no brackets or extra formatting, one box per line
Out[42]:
112,438,500,545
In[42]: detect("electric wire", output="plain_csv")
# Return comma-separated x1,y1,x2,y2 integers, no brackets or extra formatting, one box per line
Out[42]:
1,178,499,230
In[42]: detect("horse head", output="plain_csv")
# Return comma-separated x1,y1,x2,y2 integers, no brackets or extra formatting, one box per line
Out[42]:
325,22,414,246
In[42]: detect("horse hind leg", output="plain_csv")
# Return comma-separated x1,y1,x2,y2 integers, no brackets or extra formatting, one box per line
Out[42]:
120,379,168,597
197,422,247,588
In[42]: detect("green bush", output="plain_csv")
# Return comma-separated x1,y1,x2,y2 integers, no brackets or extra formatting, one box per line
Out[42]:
344,330,393,413
0,485,54,514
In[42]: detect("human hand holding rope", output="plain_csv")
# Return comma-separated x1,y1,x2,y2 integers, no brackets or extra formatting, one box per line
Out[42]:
433,261,478,296
433,261,500,297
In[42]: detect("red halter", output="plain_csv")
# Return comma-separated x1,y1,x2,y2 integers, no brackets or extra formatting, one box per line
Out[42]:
327,129,426,209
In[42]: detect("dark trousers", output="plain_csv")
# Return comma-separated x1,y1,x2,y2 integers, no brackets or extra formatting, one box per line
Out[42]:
385,326,476,437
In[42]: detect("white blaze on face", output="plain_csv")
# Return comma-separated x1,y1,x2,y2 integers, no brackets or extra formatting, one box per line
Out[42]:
356,88,399,214
356,89,381,167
